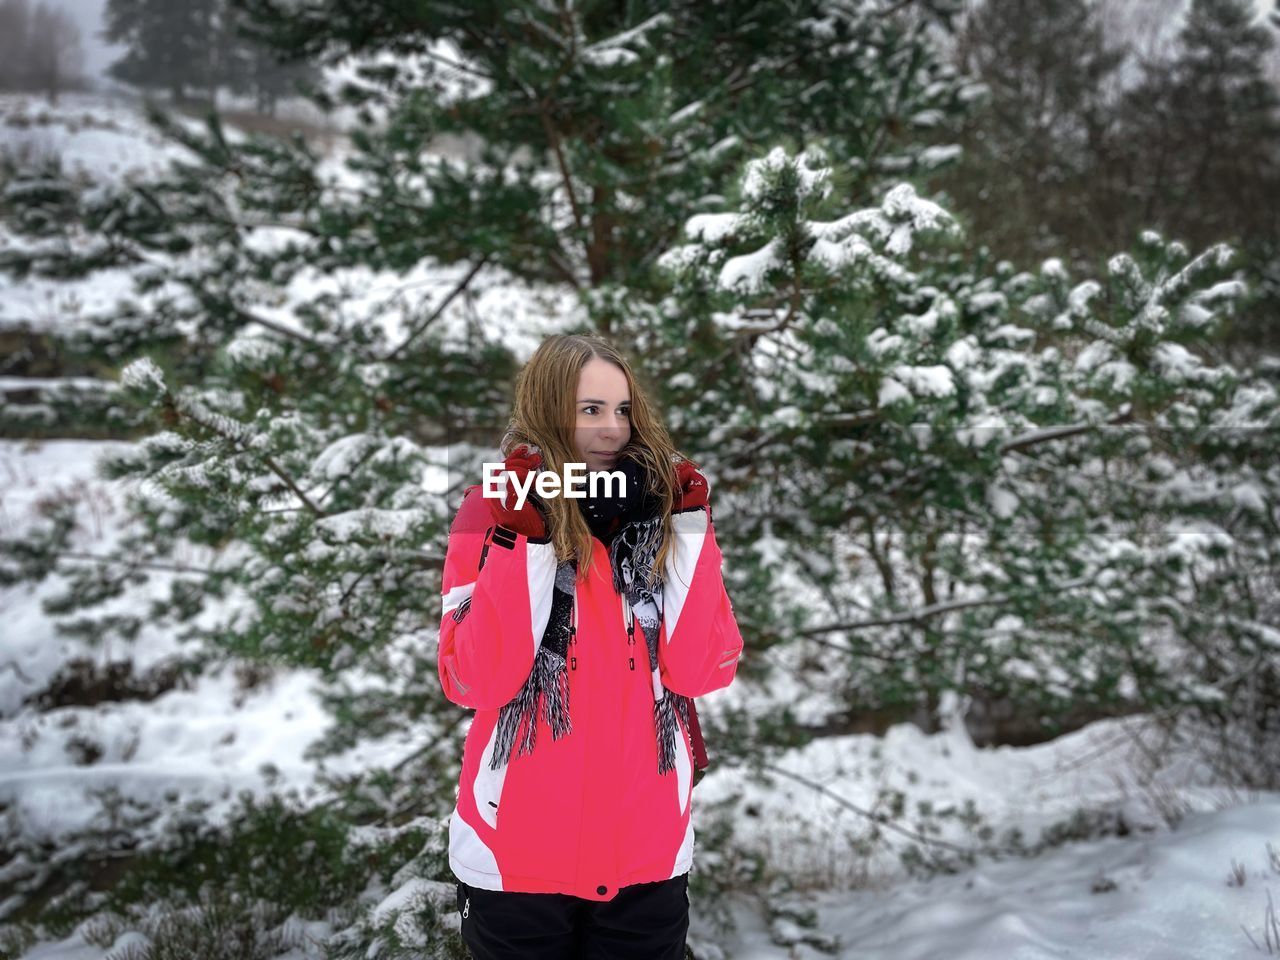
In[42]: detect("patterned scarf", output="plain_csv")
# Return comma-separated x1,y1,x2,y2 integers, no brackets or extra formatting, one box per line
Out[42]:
488,448,694,777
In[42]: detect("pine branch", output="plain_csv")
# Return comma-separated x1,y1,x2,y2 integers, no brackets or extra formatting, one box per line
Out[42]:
55,550,222,577
382,255,490,361
797,574,1096,636
167,393,328,518
999,405,1136,454
850,404,1138,513
232,305,328,349
420,48,494,83
255,452,326,517
758,760,982,856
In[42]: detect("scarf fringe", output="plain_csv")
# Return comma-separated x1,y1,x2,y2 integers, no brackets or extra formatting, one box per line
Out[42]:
489,645,572,770
487,463,689,777
655,691,679,775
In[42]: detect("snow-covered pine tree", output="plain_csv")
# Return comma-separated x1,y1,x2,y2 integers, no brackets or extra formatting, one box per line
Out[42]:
654,143,1277,769
0,1,977,948
1,0,975,718
1113,0,1280,356
104,0,224,103
0,0,1276,952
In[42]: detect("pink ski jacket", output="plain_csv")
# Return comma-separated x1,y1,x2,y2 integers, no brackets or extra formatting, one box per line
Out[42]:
437,483,745,901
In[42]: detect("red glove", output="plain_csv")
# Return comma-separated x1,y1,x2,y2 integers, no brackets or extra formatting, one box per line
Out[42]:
673,458,709,511
489,444,548,538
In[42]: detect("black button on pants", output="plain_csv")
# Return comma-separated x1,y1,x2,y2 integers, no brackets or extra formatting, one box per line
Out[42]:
456,874,690,960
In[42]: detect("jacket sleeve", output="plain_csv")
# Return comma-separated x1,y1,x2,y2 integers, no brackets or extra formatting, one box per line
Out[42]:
658,503,745,698
437,485,560,710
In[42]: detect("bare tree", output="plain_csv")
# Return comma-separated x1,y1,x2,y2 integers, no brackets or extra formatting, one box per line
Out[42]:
0,0,32,90
29,3,85,103
1,1,86,101
940,0,1129,266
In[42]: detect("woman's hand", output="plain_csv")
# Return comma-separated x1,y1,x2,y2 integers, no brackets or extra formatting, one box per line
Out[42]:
673,458,709,511
489,443,548,538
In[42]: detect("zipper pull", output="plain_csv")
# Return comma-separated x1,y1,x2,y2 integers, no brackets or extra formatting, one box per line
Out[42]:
463,896,470,918
625,601,635,669
570,592,578,670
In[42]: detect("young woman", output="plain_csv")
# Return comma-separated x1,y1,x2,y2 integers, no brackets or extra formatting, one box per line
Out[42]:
437,333,745,959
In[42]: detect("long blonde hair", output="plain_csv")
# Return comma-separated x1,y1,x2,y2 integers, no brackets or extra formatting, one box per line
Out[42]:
500,333,685,585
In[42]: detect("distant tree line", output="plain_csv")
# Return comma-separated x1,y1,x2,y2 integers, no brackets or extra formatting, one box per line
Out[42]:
0,0,88,103
103,0,319,115
932,0,1280,358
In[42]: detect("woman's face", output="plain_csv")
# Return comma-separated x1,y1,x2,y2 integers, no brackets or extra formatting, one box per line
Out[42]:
574,357,631,473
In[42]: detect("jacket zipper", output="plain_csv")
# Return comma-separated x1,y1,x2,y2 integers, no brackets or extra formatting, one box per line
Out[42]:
624,600,636,670
570,590,578,670
463,895,469,918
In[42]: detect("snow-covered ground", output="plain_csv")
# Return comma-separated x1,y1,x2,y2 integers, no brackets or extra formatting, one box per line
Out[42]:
713,797,1280,959
0,440,343,829
691,702,1280,959
0,91,578,358
4,436,1278,959
0,92,197,335
0,92,194,182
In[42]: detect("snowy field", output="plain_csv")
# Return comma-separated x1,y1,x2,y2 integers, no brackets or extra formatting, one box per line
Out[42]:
4,436,1278,958
0,92,195,335
0,91,578,361
715,798,1280,959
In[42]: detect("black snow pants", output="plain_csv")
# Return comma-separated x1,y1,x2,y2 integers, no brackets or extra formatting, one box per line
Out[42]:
456,873,690,960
